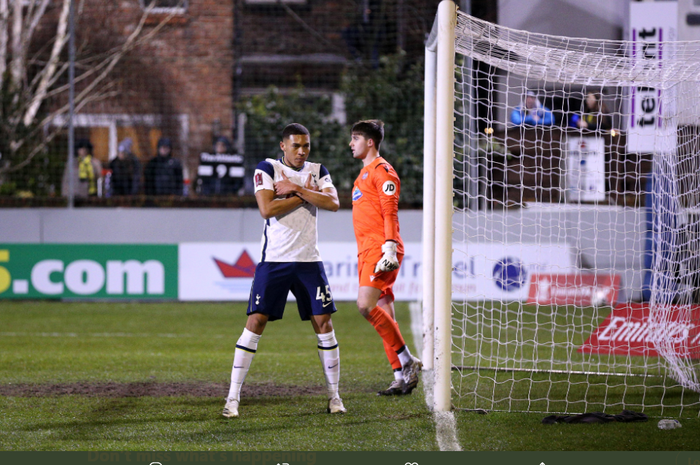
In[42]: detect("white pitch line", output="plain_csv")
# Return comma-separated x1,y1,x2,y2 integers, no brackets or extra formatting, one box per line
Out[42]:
408,301,462,451
0,332,226,339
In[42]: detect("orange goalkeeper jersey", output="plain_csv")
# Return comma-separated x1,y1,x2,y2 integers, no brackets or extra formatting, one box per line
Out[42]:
352,157,404,255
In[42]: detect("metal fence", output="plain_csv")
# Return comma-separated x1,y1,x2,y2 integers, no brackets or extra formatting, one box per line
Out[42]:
0,0,439,208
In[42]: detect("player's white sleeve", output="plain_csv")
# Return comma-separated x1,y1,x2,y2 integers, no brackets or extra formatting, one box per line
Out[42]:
318,164,334,190
254,160,275,193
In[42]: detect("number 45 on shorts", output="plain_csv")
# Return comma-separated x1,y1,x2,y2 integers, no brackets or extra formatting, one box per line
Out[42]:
316,285,333,305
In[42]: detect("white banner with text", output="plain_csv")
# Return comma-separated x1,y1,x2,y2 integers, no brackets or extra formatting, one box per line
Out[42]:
179,242,574,302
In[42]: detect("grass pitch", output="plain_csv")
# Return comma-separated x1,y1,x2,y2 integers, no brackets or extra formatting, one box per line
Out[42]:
451,301,700,417
1,301,699,451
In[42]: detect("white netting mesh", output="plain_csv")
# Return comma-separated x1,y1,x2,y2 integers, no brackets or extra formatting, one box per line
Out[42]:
455,14,700,88
446,12,700,416
648,150,700,392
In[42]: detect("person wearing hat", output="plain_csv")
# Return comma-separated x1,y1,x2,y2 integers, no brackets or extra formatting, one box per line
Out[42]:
61,138,103,198
109,138,142,196
510,90,554,126
144,137,184,196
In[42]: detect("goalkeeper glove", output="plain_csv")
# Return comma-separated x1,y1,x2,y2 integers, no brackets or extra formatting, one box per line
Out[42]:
374,241,399,273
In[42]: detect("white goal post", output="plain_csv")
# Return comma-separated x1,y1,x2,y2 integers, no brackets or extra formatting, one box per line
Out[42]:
423,0,457,413
424,0,700,416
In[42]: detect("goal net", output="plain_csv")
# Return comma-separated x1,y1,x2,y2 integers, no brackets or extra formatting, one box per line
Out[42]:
424,1,700,417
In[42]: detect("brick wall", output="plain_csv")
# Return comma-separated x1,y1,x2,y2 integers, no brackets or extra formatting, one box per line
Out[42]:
44,0,235,177
39,0,437,182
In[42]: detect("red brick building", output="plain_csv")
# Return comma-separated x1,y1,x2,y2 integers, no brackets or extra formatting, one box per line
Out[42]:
57,0,438,186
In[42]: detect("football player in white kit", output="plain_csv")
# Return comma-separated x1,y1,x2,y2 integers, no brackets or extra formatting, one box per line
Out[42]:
223,123,346,418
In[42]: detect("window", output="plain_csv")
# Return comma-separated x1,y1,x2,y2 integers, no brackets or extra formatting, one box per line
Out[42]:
140,0,188,14
49,113,190,162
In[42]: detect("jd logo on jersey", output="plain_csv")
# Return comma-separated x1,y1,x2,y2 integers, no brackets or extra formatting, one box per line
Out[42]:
382,181,397,195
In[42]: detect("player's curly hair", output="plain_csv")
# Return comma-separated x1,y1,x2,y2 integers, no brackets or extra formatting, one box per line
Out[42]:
281,123,310,140
352,119,384,150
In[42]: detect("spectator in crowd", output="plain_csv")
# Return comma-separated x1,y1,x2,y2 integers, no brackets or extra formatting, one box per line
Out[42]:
342,0,388,67
109,138,141,196
198,136,244,196
570,92,611,132
144,137,183,196
510,91,554,126
62,138,102,198
214,136,232,155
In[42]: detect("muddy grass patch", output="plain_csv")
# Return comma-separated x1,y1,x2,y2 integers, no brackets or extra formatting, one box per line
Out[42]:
0,381,328,398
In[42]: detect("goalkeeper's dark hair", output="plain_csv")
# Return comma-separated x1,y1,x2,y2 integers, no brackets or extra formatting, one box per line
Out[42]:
281,123,310,141
352,120,384,150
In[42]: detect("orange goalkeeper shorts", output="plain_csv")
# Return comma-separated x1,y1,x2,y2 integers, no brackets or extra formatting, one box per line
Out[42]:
357,247,404,302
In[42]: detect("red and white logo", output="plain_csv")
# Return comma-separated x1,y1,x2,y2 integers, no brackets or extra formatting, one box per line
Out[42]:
213,250,256,278
579,303,700,359
527,274,620,307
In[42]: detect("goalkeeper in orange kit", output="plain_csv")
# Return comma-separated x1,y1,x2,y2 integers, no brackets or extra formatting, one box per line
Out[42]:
349,119,422,395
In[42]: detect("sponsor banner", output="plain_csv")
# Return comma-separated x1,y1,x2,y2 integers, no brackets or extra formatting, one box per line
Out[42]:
321,242,423,302
579,303,700,359
627,2,677,154
178,242,423,302
179,242,258,301
0,244,178,299
566,137,606,202
453,243,574,301
179,242,575,302
527,273,620,307
0,242,577,302
179,242,574,302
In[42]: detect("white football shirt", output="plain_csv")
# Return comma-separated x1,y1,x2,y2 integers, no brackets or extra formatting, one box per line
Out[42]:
253,158,334,262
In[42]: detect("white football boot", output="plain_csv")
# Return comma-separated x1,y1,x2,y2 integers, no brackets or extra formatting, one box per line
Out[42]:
327,397,347,414
401,356,423,394
222,399,240,418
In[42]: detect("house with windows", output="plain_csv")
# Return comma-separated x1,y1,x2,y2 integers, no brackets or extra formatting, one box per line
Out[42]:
44,0,437,193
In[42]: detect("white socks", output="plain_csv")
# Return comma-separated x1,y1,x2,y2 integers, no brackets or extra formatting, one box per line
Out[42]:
397,346,413,367
227,328,261,402
317,330,340,399
228,328,341,402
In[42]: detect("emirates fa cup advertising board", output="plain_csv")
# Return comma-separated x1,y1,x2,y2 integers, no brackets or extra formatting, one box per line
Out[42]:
580,303,700,359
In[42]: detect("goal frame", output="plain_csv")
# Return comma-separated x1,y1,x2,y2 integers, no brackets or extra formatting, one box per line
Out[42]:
423,0,700,415
423,0,456,413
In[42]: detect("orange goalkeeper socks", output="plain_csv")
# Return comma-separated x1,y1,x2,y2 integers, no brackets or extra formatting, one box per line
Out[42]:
383,316,402,370
368,306,406,354
383,339,402,370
